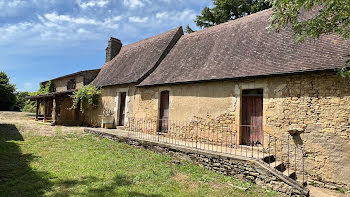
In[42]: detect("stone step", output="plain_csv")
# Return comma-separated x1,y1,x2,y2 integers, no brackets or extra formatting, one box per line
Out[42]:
283,168,297,180
238,145,264,152
262,155,276,164
298,180,308,187
269,161,286,172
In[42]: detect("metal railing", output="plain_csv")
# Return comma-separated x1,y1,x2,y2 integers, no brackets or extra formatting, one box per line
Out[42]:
124,118,306,185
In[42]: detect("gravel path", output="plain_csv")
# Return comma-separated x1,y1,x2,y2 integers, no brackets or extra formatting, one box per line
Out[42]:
0,111,86,136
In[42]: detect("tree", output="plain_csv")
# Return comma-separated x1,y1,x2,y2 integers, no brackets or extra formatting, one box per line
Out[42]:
22,81,53,113
14,92,30,111
0,72,16,111
185,25,195,34
269,0,350,76
186,0,271,34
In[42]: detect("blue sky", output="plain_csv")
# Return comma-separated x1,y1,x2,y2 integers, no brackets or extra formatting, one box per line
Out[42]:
0,0,212,92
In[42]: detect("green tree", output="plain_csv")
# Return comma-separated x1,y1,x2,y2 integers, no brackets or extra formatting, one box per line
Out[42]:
22,81,53,113
269,0,350,76
186,0,271,33
185,25,195,34
0,72,16,111
14,91,30,111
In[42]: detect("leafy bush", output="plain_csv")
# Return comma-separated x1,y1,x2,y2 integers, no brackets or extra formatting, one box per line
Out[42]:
72,85,101,113
22,81,53,113
22,100,37,113
14,92,30,111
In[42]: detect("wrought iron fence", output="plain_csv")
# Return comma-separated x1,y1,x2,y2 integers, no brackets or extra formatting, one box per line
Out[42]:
125,118,305,185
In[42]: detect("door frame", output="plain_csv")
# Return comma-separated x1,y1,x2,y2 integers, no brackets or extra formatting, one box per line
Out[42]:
237,86,266,146
240,89,264,146
158,90,171,133
115,88,129,127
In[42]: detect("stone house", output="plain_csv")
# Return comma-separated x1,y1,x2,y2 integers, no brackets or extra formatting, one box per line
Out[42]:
28,69,100,125
88,27,183,126
88,9,350,190
30,8,350,192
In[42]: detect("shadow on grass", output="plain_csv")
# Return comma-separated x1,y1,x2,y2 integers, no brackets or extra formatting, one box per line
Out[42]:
0,124,53,197
52,174,164,197
0,124,164,197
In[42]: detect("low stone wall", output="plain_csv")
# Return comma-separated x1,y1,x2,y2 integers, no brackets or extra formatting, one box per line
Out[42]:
85,128,309,196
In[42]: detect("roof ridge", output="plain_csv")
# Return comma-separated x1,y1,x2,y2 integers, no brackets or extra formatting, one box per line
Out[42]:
122,26,183,48
184,8,272,37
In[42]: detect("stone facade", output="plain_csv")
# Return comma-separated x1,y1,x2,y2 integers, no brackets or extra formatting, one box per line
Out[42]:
51,75,84,92
36,69,100,125
89,70,350,190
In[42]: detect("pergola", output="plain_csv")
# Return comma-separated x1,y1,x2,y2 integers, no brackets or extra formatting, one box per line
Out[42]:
27,90,76,125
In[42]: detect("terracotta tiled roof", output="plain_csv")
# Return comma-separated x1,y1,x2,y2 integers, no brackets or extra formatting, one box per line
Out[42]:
92,27,184,87
139,9,350,86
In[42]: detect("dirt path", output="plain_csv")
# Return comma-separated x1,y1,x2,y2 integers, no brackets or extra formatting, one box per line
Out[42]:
309,186,350,197
0,111,85,136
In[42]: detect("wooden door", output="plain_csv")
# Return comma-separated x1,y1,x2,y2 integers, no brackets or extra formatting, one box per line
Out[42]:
241,89,263,146
118,92,126,126
159,91,169,133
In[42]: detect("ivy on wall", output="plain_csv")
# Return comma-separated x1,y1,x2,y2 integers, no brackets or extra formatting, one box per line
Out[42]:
72,85,101,113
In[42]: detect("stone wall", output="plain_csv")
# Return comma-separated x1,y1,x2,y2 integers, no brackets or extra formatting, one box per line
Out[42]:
53,75,84,92
93,70,350,190
85,128,309,196
264,72,350,190
86,84,136,127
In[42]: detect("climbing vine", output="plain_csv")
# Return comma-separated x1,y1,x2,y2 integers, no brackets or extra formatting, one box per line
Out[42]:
36,80,54,95
72,85,101,113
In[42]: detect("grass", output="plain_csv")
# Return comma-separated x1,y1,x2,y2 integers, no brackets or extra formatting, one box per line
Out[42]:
0,124,285,197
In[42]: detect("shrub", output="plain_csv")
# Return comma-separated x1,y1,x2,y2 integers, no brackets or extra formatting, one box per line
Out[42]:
22,81,53,113
72,85,101,113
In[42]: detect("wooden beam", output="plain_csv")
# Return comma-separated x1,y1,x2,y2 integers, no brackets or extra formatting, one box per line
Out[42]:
43,99,47,122
52,97,57,126
35,100,39,121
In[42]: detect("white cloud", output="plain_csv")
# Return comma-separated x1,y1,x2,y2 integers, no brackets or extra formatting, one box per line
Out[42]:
0,12,123,46
43,12,99,25
154,9,196,23
0,0,25,8
129,16,148,23
77,0,109,9
123,0,145,9
155,12,169,19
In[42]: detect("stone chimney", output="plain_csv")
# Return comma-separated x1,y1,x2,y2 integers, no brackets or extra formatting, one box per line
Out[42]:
105,37,122,62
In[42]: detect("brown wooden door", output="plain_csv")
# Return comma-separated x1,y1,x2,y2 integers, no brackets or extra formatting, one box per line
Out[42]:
159,91,169,133
118,92,126,126
241,89,263,146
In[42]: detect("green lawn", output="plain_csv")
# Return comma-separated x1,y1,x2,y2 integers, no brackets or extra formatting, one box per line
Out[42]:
0,124,284,197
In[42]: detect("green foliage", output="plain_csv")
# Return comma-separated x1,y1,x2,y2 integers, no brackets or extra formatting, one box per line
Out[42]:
14,92,30,111
190,0,271,30
0,71,16,111
185,24,196,34
22,99,37,113
269,0,350,41
269,0,350,77
337,187,345,194
36,81,53,95
22,81,54,113
337,67,350,78
72,85,101,113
